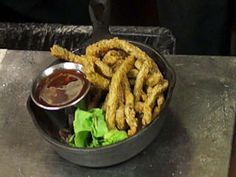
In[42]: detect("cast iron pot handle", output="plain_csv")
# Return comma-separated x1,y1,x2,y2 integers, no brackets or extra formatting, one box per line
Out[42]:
89,0,111,40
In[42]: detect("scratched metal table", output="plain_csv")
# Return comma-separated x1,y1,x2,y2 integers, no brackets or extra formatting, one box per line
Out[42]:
0,50,235,177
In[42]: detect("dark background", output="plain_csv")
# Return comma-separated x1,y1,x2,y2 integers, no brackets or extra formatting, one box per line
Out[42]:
0,0,235,55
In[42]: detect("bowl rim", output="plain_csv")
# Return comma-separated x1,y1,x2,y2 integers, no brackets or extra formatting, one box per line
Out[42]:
27,40,176,152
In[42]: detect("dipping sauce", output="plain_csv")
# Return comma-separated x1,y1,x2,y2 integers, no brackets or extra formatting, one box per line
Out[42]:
35,69,89,107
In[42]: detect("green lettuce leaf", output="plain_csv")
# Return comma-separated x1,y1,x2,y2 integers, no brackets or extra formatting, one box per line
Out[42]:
73,109,92,147
102,129,128,146
90,108,108,138
89,137,101,148
70,107,128,148
68,134,75,147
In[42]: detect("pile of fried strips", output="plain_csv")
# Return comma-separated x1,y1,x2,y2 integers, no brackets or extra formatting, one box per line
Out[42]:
50,37,168,136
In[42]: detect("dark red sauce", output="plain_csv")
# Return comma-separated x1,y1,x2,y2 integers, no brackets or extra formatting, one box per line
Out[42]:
35,69,89,107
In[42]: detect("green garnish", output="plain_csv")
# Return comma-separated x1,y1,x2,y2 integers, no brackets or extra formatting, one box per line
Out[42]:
69,107,128,148
102,129,128,146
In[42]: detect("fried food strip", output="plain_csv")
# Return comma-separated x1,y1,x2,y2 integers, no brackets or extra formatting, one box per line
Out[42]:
129,79,136,86
142,105,152,126
50,45,110,90
116,82,126,130
86,38,144,59
146,72,163,87
125,106,137,136
140,90,147,101
134,61,151,102
116,104,126,130
146,86,153,96
134,59,143,70
142,80,169,125
82,56,110,90
102,50,125,65
123,75,138,136
134,102,144,113
106,56,135,129
86,72,110,90
50,44,85,64
127,69,139,78
86,37,161,75
153,94,165,118
146,80,168,108
112,59,124,72
94,59,113,78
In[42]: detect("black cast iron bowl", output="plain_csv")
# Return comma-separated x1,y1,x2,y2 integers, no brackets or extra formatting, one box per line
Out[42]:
27,40,176,167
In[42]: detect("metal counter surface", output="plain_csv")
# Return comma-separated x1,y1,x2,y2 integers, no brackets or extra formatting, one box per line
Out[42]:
0,50,235,177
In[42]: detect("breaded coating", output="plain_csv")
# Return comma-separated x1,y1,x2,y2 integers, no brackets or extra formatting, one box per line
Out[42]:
118,80,125,104
112,60,124,72
140,90,147,101
94,59,113,78
146,80,168,108
146,72,163,87
123,75,138,136
134,61,151,102
142,105,152,126
124,76,134,105
82,56,110,90
106,56,135,129
116,104,126,130
102,50,125,65
142,80,168,125
129,79,136,86
86,37,161,75
127,69,139,78
134,101,144,113
86,38,155,66
112,59,124,72
51,45,110,90
146,86,153,96
125,106,137,136
86,72,110,90
134,59,143,70
153,94,165,118
116,82,126,130
50,44,85,64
